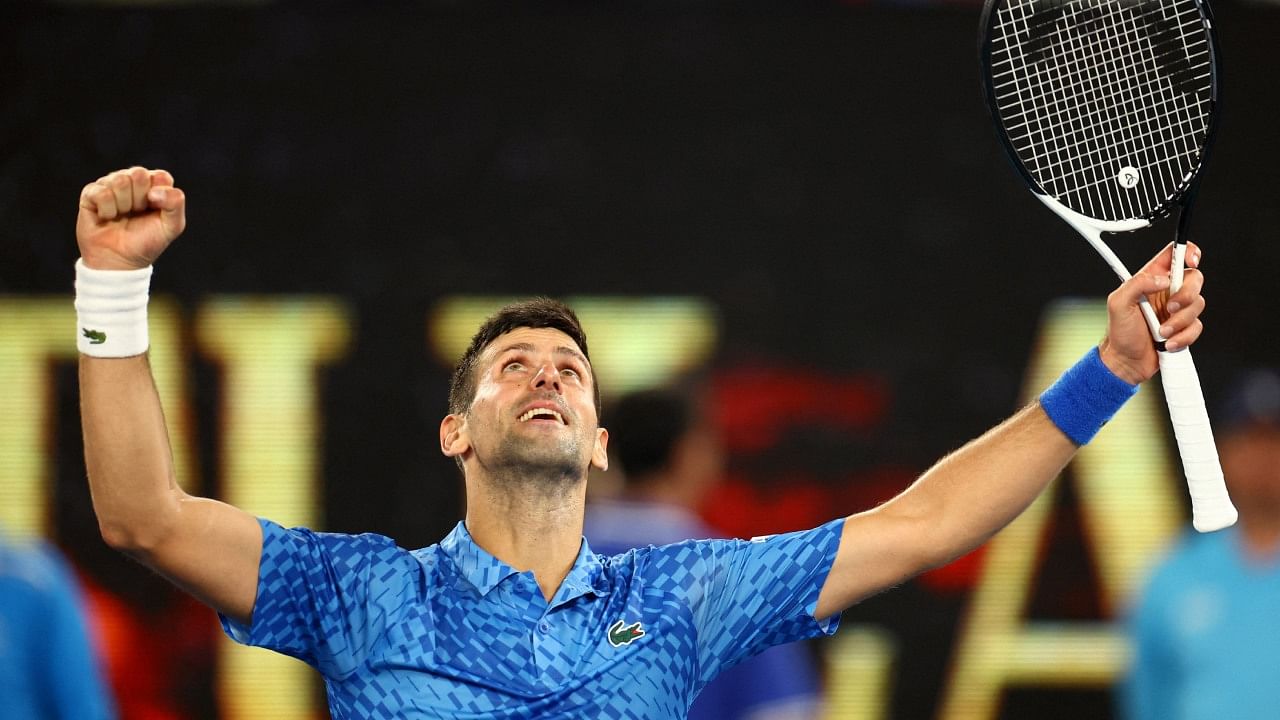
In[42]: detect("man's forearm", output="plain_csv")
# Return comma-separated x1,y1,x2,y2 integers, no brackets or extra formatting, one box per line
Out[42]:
889,402,1076,570
816,401,1079,618
80,354,183,552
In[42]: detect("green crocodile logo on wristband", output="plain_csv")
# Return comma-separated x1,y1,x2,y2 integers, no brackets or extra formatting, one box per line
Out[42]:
82,328,107,345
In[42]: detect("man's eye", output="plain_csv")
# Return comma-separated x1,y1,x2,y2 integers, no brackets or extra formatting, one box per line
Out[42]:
561,367,579,378
503,362,525,372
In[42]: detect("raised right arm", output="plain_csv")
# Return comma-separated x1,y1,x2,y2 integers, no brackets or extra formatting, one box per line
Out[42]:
77,167,261,625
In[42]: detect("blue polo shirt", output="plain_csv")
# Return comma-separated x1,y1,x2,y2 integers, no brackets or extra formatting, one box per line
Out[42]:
221,517,844,719
1122,527,1280,720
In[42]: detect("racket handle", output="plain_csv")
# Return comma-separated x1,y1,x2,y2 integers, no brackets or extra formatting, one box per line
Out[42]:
1170,241,1187,293
1159,348,1237,533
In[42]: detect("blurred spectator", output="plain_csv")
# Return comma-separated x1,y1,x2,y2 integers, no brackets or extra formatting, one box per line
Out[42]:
585,388,823,720
1122,370,1280,720
0,528,116,720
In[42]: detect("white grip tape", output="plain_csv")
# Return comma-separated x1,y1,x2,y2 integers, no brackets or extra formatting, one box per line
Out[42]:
74,259,153,358
1159,348,1238,532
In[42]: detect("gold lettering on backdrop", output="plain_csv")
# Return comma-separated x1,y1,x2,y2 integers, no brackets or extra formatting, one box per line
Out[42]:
198,297,352,720
0,298,195,537
938,299,1182,719
823,625,897,720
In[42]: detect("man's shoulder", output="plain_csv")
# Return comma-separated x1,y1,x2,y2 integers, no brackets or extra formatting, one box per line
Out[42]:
262,520,442,576
593,535,742,594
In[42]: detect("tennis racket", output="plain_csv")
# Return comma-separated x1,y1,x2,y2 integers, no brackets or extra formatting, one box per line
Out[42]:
979,0,1236,532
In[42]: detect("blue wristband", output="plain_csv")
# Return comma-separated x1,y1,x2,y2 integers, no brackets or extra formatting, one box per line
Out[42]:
1039,347,1138,445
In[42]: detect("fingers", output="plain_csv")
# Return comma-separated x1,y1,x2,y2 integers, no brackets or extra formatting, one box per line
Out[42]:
149,169,175,188
1161,306,1204,351
1165,267,1204,315
1161,270,1206,351
1137,241,1202,277
146,184,183,210
1109,271,1169,314
78,167,179,222
127,166,150,213
155,186,187,239
110,171,134,216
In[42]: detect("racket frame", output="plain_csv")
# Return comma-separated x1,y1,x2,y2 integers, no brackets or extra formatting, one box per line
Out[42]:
977,0,1237,532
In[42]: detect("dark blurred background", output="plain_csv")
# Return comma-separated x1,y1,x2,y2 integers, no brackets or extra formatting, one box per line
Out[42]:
2,1,1277,718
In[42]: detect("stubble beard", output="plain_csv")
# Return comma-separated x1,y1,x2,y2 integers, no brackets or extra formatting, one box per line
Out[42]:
483,425,588,493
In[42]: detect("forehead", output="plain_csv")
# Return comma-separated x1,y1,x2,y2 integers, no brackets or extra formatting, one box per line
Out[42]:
480,327,587,364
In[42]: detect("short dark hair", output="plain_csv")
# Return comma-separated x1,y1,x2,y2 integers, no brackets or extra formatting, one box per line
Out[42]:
609,388,694,482
447,297,601,417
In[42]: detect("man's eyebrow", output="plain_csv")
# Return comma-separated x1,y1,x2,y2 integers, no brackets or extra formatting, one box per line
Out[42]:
495,342,536,357
555,346,591,370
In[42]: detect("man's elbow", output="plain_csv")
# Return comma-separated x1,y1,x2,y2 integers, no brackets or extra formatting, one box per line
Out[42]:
98,519,151,554
96,508,179,558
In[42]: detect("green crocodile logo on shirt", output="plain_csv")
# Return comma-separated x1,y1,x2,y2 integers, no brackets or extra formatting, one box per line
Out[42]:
607,619,646,648
82,328,107,345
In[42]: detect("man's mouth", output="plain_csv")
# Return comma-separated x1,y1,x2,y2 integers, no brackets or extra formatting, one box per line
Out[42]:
518,407,566,424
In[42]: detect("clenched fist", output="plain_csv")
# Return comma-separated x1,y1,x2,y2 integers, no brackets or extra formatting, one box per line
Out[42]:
77,167,186,271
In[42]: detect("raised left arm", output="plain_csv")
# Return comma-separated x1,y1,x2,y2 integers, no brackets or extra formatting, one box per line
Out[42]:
814,244,1204,618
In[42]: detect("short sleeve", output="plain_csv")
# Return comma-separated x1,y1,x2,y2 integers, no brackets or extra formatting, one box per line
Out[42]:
650,518,844,683
219,518,421,680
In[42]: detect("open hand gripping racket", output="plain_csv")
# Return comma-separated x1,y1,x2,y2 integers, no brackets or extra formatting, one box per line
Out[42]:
979,0,1236,531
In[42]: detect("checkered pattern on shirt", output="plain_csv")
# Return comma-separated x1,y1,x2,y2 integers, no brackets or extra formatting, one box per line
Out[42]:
221,517,843,719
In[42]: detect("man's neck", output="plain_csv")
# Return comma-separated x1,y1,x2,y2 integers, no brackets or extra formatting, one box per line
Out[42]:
464,473,587,602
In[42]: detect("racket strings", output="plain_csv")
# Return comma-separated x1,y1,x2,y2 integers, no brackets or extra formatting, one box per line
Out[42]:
1007,28,1202,204
1009,2,1202,213
989,0,1213,222
1002,1,1207,218
1032,5,1206,206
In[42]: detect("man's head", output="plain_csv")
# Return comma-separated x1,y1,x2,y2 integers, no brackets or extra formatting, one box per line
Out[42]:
440,298,608,484
448,298,600,418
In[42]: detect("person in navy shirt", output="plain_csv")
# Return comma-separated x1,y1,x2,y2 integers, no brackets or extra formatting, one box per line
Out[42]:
73,167,1208,718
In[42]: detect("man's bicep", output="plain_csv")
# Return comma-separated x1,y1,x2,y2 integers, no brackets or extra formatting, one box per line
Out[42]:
138,494,264,625
814,506,937,619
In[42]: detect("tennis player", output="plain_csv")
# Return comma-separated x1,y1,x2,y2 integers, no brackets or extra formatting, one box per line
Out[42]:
75,167,1206,718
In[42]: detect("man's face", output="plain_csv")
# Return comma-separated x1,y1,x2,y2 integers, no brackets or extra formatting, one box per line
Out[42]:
441,327,608,482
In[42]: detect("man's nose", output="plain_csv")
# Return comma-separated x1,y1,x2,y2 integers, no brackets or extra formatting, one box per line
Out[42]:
531,363,562,392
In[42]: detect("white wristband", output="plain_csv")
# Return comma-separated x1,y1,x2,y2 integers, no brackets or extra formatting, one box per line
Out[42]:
74,259,153,357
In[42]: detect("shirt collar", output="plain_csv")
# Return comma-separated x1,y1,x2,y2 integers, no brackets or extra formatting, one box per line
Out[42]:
439,522,609,602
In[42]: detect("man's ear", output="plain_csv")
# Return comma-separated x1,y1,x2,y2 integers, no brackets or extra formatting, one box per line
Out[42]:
591,427,609,471
440,414,470,458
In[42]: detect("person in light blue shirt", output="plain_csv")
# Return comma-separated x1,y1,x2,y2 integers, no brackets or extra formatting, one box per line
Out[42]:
585,388,822,720
74,167,1208,719
0,532,116,720
1122,370,1280,720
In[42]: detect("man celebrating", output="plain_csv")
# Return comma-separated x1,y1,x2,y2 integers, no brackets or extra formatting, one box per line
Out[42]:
76,167,1206,718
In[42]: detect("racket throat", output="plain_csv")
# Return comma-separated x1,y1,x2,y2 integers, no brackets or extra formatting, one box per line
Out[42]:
1033,193,1167,342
